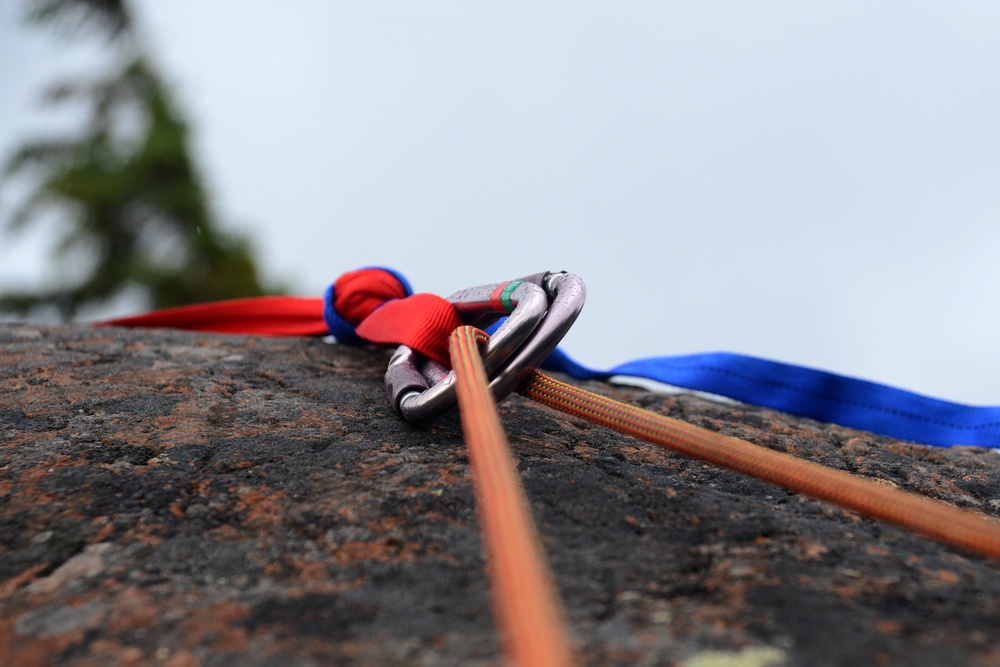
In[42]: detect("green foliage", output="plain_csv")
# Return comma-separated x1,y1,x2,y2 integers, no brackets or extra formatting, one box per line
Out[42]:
1,0,279,320
25,0,130,39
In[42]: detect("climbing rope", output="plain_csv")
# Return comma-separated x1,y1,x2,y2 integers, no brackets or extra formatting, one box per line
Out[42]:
450,326,576,667
519,370,1000,562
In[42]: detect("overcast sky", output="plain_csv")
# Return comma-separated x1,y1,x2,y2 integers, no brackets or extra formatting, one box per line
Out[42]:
2,2,999,404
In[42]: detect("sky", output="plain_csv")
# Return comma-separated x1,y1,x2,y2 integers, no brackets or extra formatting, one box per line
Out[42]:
1,2,999,405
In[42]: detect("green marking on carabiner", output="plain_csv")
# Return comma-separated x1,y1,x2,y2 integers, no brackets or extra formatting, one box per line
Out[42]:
499,281,524,313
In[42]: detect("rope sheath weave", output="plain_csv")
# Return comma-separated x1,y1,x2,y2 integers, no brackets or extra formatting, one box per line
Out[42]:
449,327,576,667
519,370,1000,562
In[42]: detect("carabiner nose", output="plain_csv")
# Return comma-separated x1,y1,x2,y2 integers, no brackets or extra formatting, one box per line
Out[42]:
384,271,586,422
486,271,585,400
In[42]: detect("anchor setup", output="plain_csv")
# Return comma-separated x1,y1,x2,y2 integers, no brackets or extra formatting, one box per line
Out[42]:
99,267,1000,667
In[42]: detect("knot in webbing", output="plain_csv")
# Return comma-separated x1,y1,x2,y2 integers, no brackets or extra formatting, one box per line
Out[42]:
323,267,462,366
322,267,412,344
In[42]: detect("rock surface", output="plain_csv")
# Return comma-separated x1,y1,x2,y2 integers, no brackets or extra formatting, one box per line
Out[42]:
1,323,999,666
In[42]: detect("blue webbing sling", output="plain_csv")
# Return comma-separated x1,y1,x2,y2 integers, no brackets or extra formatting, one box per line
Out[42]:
540,348,1000,449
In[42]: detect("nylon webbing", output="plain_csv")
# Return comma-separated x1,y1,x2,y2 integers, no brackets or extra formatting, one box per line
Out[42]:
541,349,1000,448
98,296,329,336
99,268,460,365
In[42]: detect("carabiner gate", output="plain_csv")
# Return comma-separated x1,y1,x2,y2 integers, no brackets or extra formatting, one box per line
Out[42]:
385,271,586,422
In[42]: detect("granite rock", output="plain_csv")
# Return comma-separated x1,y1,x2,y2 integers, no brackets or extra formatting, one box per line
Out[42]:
1,324,999,666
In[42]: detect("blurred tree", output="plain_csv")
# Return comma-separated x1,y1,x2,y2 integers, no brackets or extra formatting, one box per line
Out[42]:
1,0,278,320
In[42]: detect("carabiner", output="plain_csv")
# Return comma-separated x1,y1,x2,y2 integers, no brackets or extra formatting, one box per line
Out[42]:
384,271,586,422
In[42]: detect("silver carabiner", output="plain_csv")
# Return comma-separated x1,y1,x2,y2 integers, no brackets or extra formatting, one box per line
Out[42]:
384,271,586,422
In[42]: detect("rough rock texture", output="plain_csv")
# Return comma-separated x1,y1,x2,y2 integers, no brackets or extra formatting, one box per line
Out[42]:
1,323,999,667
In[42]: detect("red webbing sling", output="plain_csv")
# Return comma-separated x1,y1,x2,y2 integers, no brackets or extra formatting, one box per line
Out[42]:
102,296,329,336
100,268,459,364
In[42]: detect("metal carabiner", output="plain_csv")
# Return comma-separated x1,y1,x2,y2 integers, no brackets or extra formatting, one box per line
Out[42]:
385,279,548,421
384,271,586,422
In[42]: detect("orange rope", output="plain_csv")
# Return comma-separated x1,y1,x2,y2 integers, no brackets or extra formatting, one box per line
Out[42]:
449,327,576,667
520,370,1000,563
